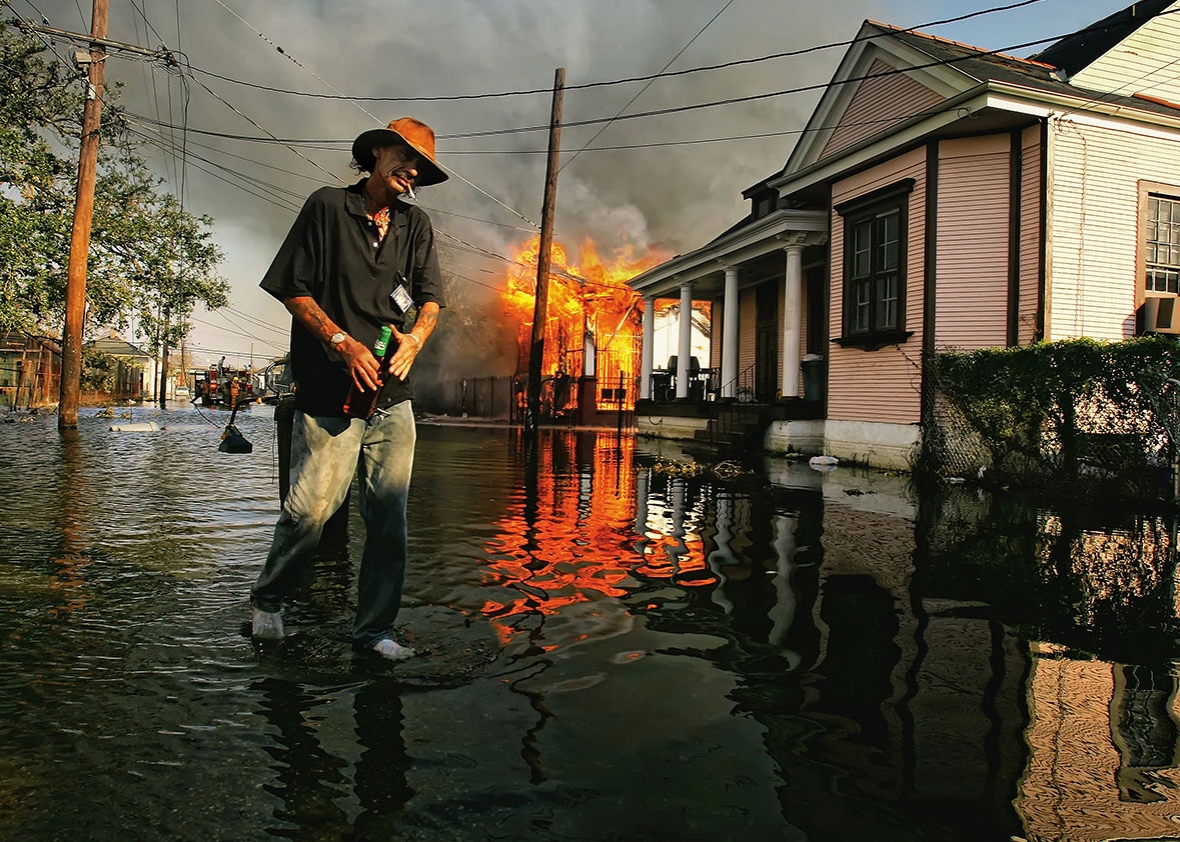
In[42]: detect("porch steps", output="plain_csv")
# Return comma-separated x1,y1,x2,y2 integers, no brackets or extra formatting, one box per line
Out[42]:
695,403,777,451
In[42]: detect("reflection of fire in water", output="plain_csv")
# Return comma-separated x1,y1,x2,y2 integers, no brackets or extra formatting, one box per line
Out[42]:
500,237,669,412
480,435,708,647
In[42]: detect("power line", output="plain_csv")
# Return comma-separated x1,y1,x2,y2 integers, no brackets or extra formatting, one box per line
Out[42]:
179,0,1053,104
444,106,961,155
181,60,346,186
131,118,327,184
217,305,289,336
117,13,1176,149
206,306,288,342
127,0,192,204
125,123,305,213
127,119,310,201
560,0,737,174
202,0,540,231
420,204,537,233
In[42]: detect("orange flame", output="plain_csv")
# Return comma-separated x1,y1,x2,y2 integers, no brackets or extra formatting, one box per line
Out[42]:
501,236,669,410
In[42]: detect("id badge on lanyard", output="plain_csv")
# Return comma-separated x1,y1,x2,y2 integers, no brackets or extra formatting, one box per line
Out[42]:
390,281,414,316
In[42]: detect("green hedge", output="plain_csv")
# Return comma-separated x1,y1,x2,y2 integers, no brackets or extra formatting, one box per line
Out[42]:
926,337,1180,495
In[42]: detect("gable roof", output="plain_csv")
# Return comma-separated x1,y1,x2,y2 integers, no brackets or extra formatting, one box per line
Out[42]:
758,12,1180,195
884,21,1180,116
771,21,1066,186
1032,0,1177,77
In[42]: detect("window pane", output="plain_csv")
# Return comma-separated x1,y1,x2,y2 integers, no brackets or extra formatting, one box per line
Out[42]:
875,274,899,330
1145,195,1180,296
853,280,871,332
852,221,871,278
878,212,900,271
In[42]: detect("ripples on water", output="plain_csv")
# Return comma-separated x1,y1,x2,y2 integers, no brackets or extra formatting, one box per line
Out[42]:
3,406,1180,840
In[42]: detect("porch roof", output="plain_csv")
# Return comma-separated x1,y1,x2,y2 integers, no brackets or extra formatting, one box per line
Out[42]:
87,337,152,361
626,208,827,301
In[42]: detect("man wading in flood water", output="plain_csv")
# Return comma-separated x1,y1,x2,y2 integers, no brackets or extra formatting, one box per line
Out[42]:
249,117,447,661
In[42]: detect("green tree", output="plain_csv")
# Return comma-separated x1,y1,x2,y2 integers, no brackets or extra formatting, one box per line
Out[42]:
0,20,227,360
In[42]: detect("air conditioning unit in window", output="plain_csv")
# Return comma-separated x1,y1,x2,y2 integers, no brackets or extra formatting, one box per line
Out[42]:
1140,296,1180,335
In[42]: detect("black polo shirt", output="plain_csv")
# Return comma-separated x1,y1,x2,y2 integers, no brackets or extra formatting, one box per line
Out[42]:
261,180,445,416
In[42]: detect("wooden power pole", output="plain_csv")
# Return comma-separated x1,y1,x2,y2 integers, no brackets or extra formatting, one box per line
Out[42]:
525,68,565,437
58,0,110,429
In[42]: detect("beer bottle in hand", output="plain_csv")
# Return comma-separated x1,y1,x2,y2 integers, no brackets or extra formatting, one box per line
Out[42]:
343,325,392,419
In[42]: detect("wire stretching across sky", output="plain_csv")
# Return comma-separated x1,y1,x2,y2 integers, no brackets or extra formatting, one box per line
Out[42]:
181,0,1054,104
558,0,737,175
204,0,540,230
118,5,1180,152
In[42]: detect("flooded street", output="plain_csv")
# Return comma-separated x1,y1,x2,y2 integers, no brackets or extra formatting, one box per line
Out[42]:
3,405,1180,841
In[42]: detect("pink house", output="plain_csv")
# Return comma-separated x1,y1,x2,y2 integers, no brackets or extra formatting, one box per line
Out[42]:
628,0,1180,469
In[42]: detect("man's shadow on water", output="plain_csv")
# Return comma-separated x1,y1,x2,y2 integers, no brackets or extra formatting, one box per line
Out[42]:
255,674,413,841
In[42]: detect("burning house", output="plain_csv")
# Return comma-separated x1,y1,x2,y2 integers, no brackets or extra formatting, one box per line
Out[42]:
422,235,673,425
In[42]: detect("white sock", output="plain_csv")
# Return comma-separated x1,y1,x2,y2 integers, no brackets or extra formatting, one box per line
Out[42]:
371,638,415,661
251,607,285,640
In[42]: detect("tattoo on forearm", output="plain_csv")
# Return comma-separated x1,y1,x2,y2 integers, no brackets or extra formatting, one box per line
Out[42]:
414,303,439,340
286,296,334,341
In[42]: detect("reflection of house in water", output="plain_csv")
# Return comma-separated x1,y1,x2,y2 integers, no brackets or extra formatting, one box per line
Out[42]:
1015,513,1180,841
1019,656,1180,841
1038,514,1177,630
479,427,1180,838
636,452,1180,838
635,453,1033,837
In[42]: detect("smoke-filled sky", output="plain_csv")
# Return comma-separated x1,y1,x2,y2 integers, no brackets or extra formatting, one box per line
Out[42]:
13,0,1137,364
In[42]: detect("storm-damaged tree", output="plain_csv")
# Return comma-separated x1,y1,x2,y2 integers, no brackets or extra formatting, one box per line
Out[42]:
0,20,77,338
0,20,227,403
93,164,227,407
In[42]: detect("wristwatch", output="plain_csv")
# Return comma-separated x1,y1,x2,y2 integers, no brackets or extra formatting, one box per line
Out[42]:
329,331,347,350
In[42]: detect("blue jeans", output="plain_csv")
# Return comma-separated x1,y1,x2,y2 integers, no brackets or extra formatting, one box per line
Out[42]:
251,402,416,649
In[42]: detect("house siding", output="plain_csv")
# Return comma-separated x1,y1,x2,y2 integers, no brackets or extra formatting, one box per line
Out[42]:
829,148,926,425
821,59,945,161
935,135,1011,351
739,286,757,380
1048,119,1180,340
1068,5,1180,105
1020,123,1043,345
710,296,723,372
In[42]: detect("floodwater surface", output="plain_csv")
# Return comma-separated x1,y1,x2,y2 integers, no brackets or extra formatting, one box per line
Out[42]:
1,404,1180,841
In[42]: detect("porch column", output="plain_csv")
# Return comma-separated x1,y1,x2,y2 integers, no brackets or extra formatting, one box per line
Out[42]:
781,245,804,398
640,295,655,400
676,281,693,399
721,266,739,399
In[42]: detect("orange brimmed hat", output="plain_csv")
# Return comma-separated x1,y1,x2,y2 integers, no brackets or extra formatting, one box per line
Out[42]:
351,117,447,186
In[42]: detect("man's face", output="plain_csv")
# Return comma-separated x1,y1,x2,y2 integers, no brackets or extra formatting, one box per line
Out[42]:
373,144,420,196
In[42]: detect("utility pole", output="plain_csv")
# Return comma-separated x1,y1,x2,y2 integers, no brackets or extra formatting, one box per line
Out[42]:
525,68,565,437
57,0,109,430
20,10,171,428
158,309,170,410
